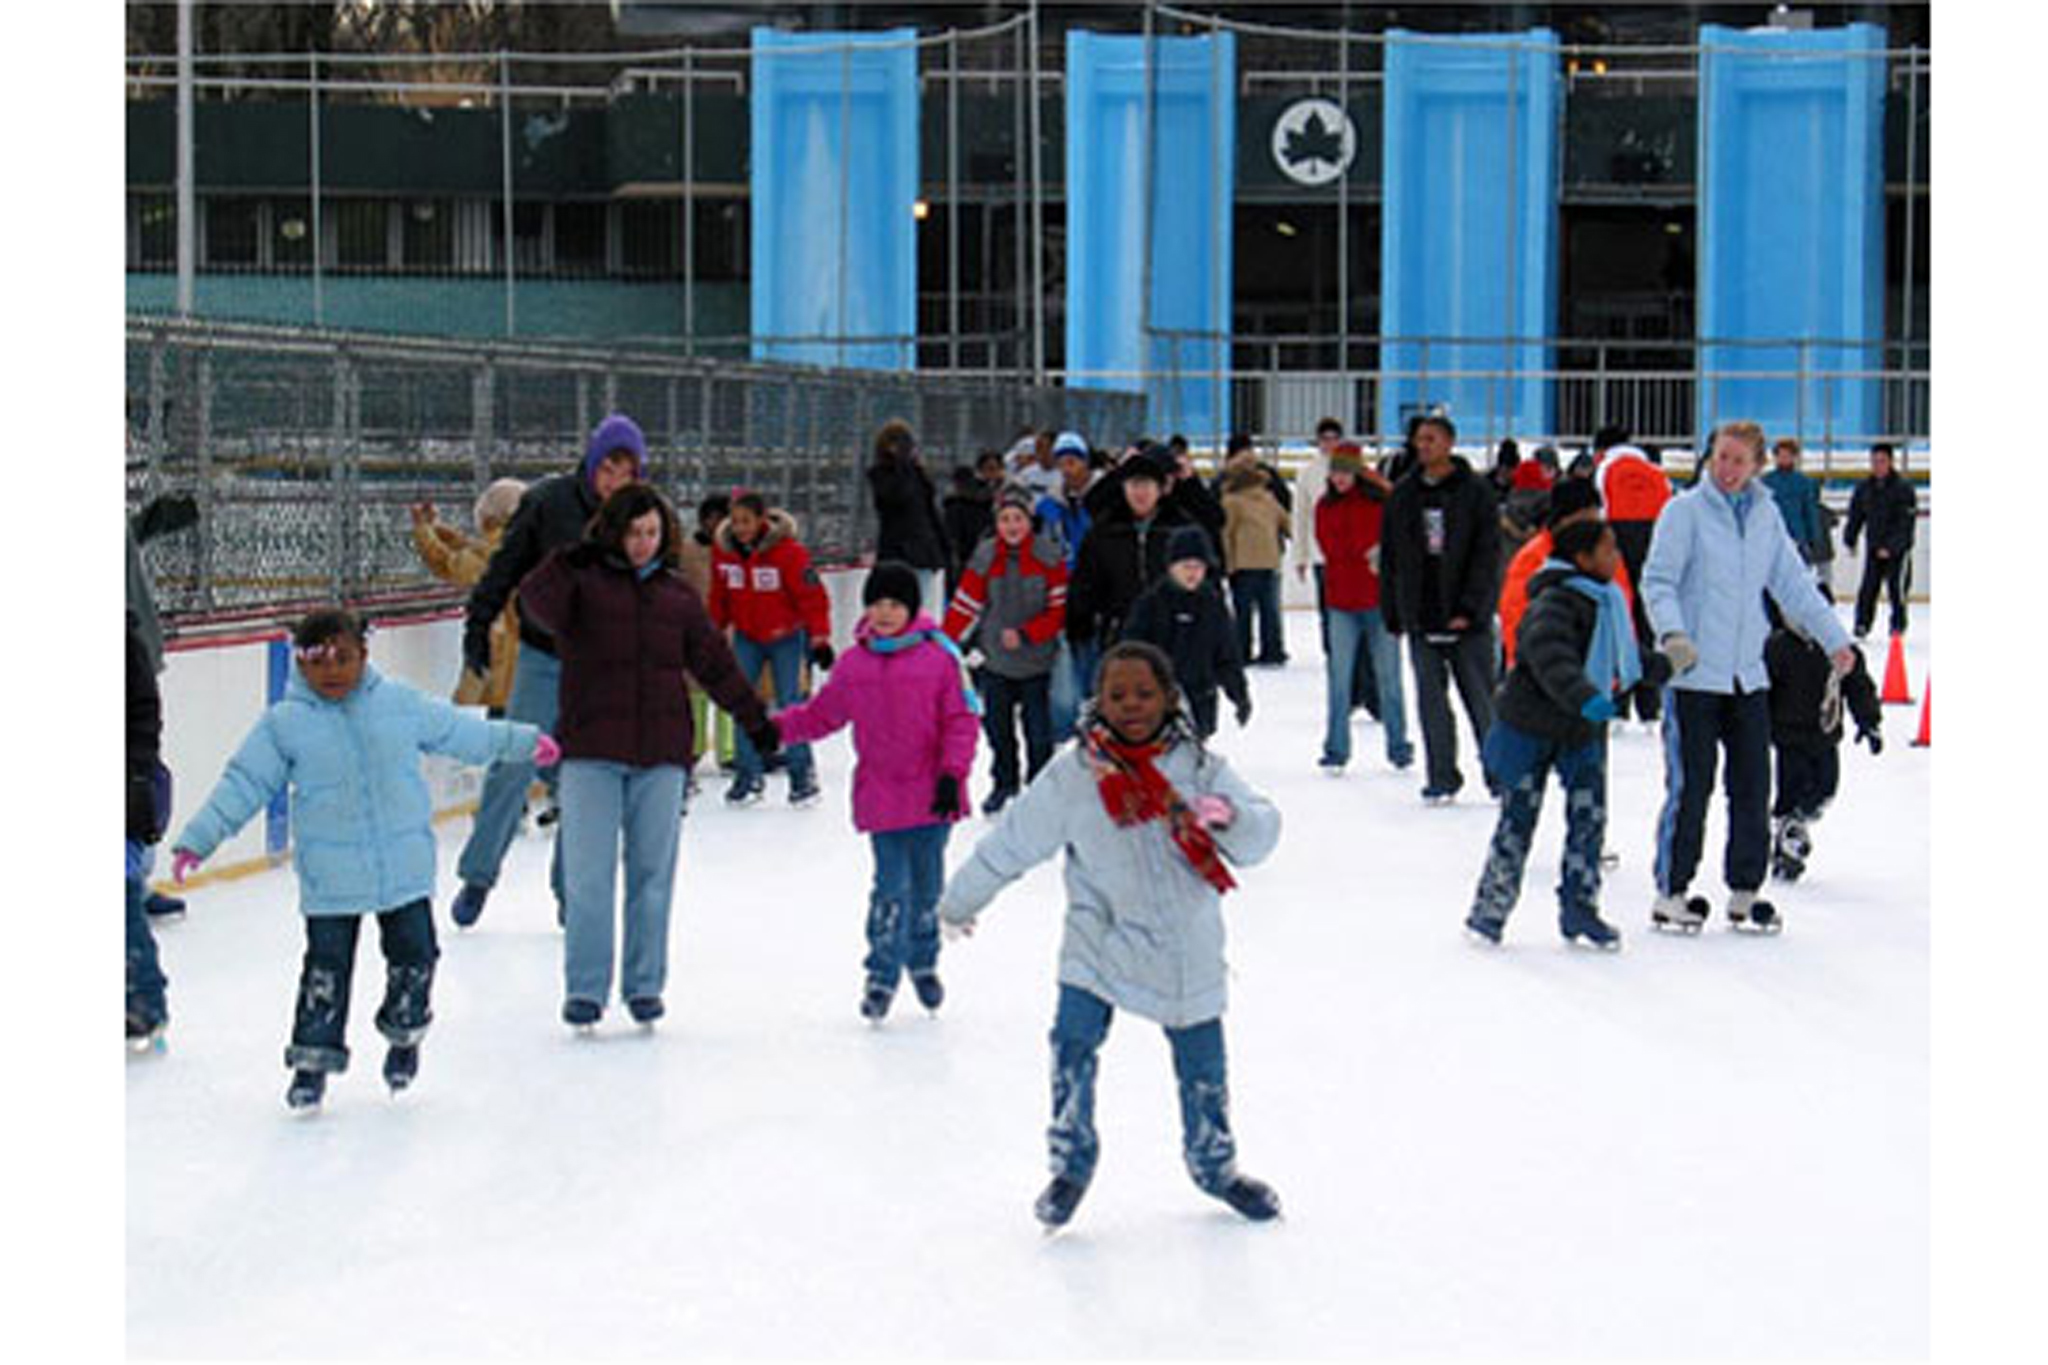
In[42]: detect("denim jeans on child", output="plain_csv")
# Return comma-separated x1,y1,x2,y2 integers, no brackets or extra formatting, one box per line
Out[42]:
286,898,437,1074
1322,607,1411,767
456,643,564,899
125,840,166,1027
1469,729,1608,934
980,671,1053,795
559,759,688,1008
1046,983,1237,1193
865,822,950,991
731,632,815,785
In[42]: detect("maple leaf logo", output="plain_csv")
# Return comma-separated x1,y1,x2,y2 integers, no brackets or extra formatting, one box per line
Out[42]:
1282,111,1346,172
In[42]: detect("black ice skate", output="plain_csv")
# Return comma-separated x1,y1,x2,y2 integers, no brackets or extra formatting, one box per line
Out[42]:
562,998,603,1033
627,996,665,1027
910,971,945,1013
1651,892,1710,934
126,1010,167,1054
383,1044,419,1093
1208,1173,1283,1222
1771,817,1812,883
1463,913,1504,946
859,980,894,1023
1561,914,1622,952
1727,890,1783,935
725,773,765,808
788,771,823,808
1034,1175,1089,1229
286,1069,327,1113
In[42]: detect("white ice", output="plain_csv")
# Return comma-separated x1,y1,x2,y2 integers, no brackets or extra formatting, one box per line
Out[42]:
127,605,1930,1358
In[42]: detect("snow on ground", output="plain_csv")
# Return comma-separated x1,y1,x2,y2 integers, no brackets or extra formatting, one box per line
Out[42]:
128,606,1930,1359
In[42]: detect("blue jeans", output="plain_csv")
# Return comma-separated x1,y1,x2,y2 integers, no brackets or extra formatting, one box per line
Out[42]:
732,633,814,784
1323,608,1411,767
1229,569,1286,663
1469,730,1608,932
865,823,950,988
125,842,166,1026
286,899,437,1074
559,760,687,1006
1047,984,1237,1192
1048,638,1080,740
980,671,1052,794
456,643,563,898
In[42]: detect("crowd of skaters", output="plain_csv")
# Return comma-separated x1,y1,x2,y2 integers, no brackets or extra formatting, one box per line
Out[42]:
123,405,1912,1228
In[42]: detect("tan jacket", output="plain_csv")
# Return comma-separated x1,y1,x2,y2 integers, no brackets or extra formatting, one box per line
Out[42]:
1221,481,1290,574
412,520,518,710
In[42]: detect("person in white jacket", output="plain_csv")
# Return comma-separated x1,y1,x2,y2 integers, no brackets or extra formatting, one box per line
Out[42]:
937,641,1283,1230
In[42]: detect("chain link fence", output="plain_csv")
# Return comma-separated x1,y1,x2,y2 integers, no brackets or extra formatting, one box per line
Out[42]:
127,315,1143,626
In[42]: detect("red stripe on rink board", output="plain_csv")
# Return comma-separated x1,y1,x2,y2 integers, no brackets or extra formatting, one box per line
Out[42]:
162,607,466,654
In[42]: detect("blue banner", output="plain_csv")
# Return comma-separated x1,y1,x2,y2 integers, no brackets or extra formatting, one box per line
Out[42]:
1698,24,1886,443
1380,29,1559,444
750,28,918,370
1066,31,1235,440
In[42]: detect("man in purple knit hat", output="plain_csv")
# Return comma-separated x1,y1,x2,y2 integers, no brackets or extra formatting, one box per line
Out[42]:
447,414,648,929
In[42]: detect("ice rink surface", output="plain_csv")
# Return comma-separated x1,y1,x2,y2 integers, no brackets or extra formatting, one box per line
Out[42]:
128,606,1930,1359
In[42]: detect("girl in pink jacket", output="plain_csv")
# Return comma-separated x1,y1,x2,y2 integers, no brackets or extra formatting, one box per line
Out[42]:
771,561,982,1022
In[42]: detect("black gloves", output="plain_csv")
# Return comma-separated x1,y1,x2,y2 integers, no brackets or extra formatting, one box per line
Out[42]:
748,717,782,761
1857,725,1883,755
462,634,492,680
810,642,836,672
1234,696,1253,728
930,774,962,818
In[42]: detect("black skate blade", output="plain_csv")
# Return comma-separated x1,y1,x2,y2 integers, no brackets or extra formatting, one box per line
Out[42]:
1463,926,1503,948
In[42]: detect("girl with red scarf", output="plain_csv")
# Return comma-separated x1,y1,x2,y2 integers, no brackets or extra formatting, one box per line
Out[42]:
936,642,1283,1230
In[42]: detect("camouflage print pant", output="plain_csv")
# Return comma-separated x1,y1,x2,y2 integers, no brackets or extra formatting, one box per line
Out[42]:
1469,737,1608,933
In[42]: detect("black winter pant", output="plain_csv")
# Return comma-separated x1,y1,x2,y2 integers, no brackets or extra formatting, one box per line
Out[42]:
286,899,438,1074
1854,551,1910,637
980,671,1053,796
1772,740,1841,820
1654,688,1772,897
1612,520,1663,722
1409,628,1496,794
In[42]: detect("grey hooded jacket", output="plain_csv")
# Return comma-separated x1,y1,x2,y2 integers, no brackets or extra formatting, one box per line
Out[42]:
937,733,1280,1027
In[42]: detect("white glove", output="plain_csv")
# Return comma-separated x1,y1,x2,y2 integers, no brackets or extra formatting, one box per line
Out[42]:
1660,631,1699,675
1367,544,1382,575
964,648,987,671
941,916,976,942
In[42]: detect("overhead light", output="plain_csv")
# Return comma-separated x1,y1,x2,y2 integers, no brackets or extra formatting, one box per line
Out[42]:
1275,220,1298,238
1664,221,1684,235
912,199,931,221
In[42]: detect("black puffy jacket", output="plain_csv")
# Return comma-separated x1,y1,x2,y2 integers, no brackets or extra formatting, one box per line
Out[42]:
466,467,601,663
1065,505,1189,646
1765,629,1882,749
868,456,951,571
1122,577,1248,710
1497,566,1671,749
1380,457,1502,636
126,612,169,844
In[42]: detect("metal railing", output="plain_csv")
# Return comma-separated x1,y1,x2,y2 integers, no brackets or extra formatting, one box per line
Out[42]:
126,315,1143,628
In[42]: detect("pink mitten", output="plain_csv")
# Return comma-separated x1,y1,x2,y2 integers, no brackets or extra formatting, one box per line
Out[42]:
1191,794,1234,830
171,849,202,885
533,733,562,767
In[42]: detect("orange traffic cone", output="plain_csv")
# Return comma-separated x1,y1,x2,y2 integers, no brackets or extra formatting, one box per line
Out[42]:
1910,677,1930,748
1881,632,1914,705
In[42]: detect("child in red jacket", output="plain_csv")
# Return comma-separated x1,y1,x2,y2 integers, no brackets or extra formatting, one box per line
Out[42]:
708,491,833,808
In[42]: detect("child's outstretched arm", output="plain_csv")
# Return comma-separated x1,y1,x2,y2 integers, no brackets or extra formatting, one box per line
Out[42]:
937,756,1079,931
770,662,854,746
1196,753,1282,870
171,714,290,865
410,688,542,767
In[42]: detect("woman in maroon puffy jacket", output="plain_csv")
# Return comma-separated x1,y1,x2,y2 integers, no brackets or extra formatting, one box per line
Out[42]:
518,483,777,1032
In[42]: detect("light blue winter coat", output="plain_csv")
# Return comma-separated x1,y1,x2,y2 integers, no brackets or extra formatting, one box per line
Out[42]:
174,664,537,916
1640,478,1850,696
936,733,1280,1027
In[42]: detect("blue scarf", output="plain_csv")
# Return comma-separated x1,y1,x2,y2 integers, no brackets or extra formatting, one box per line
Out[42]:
1549,561,1642,695
866,626,984,716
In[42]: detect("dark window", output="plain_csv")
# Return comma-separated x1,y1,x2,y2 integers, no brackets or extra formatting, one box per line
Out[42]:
204,196,261,269
554,201,607,275
692,199,747,282
402,199,453,270
619,200,680,277
131,194,176,270
332,199,390,269
271,197,313,268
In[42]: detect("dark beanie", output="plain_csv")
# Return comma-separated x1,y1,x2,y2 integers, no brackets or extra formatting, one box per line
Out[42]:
1166,525,1213,567
863,560,921,613
1552,517,1609,563
1547,477,1601,528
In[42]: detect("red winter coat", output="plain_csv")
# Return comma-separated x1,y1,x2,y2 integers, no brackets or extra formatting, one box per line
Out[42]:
517,547,770,768
1314,481,1386,611
1596,446,1672,525
708,510,832,646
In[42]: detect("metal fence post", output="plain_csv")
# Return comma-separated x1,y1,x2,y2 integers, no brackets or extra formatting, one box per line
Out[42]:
471,359,495,498
194,342,216,614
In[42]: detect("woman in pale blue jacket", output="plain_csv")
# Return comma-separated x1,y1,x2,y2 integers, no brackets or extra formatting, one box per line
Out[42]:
938,641,1283,1230
172,609,554,1111
1639,422,1853,937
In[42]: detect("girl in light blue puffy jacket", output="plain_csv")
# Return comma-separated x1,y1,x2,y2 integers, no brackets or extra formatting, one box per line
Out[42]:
171,609,555,1112
937,641,1284,1230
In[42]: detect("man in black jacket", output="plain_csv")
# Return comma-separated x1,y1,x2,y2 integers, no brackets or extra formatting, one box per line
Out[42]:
127,610,172,1043
1380,415,1503,802
1843,442,1917,639
1066,452,1189,659
450,413,648,928
868,418,952,612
